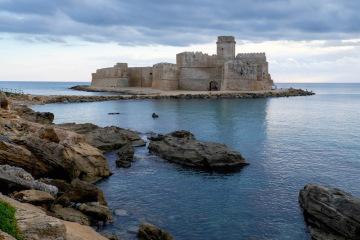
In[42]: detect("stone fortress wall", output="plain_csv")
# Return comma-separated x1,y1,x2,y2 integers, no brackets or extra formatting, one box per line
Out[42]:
91,36,274,91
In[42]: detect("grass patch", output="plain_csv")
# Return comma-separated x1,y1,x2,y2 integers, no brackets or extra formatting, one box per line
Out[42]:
0,200,23,240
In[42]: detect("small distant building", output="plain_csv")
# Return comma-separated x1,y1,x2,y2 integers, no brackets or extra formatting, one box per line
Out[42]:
91,36,274,91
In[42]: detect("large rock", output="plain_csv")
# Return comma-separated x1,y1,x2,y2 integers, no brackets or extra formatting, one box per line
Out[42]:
0,193,66,240
148,130,247,170
116,143,134,168
299,184,360,240
57,123,145,151
12,189,55,205
77,202,112,223
13,105,54,124
0,114,111,182
52,178,107,206
51,204,91,226
0,165,58,195
0,193,107,240
138,223,173,240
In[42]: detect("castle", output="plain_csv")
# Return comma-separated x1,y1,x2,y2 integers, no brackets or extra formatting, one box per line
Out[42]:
91,36,274,91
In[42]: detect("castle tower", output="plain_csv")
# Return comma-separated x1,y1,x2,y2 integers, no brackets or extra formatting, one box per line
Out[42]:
217,36,236,61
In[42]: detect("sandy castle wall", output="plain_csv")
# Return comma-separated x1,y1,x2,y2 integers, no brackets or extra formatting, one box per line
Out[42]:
90,36,274,91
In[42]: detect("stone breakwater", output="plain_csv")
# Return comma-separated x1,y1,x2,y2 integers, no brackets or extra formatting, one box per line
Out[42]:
9,87,315,105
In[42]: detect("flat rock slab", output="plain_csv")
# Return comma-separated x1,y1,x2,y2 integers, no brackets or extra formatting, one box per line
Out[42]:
299,184,360,240
148,130,247,171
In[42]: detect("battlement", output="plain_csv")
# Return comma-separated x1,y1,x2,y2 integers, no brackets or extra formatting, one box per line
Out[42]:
217,36,236,43
236,53,267,62
176,52,218,68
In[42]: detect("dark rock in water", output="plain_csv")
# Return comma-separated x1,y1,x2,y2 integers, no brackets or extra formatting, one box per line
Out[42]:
138,223,173,240
148,130,248,171
56,122,145,151
152,113,159,118
77,202,112,223
0,165,58,195
13,105,54,124
116,143,134,168
299,184,360,240
108,112,120,115
101,232,119,240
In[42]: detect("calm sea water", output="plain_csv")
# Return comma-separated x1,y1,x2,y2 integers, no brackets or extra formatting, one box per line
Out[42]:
28,83,360,240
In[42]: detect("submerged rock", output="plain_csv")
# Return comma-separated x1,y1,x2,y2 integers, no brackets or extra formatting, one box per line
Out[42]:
116,143,134,168
148,130,247,171
0,165,58,195
299,184,360,240
57,122,145,150
152,113,159,118
138,223,173,240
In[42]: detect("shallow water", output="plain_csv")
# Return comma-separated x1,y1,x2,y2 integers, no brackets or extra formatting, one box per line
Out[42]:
31,83,360,240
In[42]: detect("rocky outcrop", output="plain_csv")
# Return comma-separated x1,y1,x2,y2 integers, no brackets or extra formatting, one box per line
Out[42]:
12,189,55,205
116,143,134,168
77,202,112,223
299,184,360,240
0,110,111,182
57,123,145,151
49,178,107,206
13,105,54,124
138,223,173,240
148,130,247,170
51,204,91,226
0,165,58,195
0,193,66,240
0,193,108,240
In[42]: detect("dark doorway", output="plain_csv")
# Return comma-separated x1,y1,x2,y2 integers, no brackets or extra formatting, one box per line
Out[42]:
209,81,219,91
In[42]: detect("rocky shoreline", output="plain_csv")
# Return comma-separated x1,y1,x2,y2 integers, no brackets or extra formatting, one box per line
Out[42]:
2,90,359,240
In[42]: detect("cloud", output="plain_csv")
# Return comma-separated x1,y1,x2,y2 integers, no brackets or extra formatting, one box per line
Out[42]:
0,0,360,46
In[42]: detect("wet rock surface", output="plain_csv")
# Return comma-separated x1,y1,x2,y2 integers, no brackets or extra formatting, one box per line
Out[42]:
299,184,360,240
116,143,134,168
138,223,173,240
57,122,145,151
148,130,247,171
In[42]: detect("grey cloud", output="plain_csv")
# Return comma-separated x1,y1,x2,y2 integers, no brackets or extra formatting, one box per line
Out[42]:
0,0,360,46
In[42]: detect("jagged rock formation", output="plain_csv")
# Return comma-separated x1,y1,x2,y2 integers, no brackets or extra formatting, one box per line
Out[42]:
91,36,274,91
299,184,360,240
148,130,247,170
138,223,173,240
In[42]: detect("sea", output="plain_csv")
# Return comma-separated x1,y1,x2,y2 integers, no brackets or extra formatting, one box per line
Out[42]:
2,81,360,240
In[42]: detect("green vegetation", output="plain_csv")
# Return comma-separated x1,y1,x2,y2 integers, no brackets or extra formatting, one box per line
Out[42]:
0,200,23,240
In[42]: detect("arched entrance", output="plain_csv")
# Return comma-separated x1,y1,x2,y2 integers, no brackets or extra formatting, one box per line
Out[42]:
209,81,219,91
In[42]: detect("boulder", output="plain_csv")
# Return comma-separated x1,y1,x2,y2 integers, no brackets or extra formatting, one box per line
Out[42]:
0,165,58,195
57,123,145,150
13,105,54,124
54,178,107,206
116,143,134,168
78,202,112,223
148,130,247,170
0,193,66,240
299,184,360,240
138,223,173,240
12,189,55,204
51,204,91,226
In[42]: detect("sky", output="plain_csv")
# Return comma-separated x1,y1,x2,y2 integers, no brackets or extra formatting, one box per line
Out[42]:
0,0,360,83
